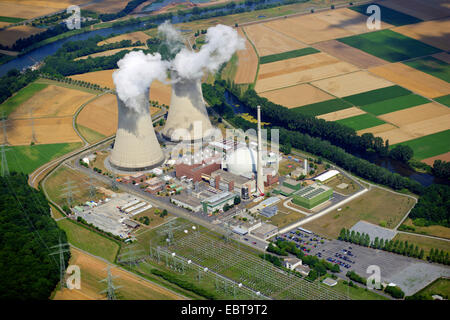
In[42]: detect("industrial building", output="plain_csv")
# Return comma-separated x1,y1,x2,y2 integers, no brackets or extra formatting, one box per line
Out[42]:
314,170,340,183
144,177,164,194
175,158,221,182
292,183,333,209
201,191,237,214
251,223,278,240
249,196,280,214
209,169,256,197
171,194,202,212
273,179,302,196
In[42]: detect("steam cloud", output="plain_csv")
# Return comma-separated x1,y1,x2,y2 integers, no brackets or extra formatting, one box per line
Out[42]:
157,20,184,56
113,50,168,113
172,24,245,80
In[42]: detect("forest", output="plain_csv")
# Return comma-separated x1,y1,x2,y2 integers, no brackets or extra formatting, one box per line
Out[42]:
409,184,450,227
0,173,70,299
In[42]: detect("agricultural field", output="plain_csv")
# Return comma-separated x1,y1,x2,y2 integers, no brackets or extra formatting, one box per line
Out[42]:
83,0,128,13
97,31,151,46
393,130,450,160
75,46,147,60
260,84,333,108
400,218,450,240
0,0,84,20
403,56,450,82
413,278,450,300
336,113,385,131
259,47,319,64
379,0,450,21
435,94,450,107
0,82,48,116
0,24,44,47
303,188,416,238
422,152,450,166
317,107,366,122
1,142,82,174
234,28,258,84
350,3,422,26
292,98,352,117
359,94,430,115
341,85,411,106
53,247,184,300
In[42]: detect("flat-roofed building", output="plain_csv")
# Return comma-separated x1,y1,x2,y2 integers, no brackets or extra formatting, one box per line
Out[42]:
251,223,278,239
171,194,202,212
122,173,147,184
144,177,164,194
314,170,339,183
292,183,333,209
201,191,237,214
210,169,256,196
175,158,221,182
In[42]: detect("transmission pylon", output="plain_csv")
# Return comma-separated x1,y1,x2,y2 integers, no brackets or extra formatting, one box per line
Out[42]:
100,265,121,300
0,144,10,177
29,109,37,144
85,176,97,199
61,179,79,207
0,111,10,145
49,237,70,290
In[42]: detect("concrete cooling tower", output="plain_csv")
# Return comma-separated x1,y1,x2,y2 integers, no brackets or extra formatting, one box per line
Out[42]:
162,75,213,142
109,89,165,172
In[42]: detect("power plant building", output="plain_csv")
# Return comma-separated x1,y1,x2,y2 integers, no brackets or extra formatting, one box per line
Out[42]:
292,183,333,209
175,158,221,182
201,191,237,214
209,169,256,196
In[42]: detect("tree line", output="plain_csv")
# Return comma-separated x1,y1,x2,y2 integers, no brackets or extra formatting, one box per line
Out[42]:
409,184,450,227
0,173,69,299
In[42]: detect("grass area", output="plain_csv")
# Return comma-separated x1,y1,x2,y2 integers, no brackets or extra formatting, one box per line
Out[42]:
56,218,120,262
336,113,385,131
401,218,450,239
3,142,82,174
0,16,25,23
349,3,422,26
269,205,306,228
333,280,388,300
394,130,450,160
259,47,320,64
278,158,302,176
414,278,450,299
435,94,450,107
324,175,360,196
304,187,416,238
36,78,101,94
393,232,450,257
342,85,411,106
338,30,441,63
292,98,352,117
359,94,430,115
77,124,106,144
404,56,450,82
221,52,239,82
0,82,48,116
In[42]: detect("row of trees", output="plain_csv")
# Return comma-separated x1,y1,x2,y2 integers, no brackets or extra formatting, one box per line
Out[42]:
99,0,150,22
409,184,450,227
345,270,406,299
0,69,39,106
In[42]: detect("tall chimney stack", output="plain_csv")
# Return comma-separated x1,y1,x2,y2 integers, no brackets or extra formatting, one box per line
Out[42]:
257,105,264,195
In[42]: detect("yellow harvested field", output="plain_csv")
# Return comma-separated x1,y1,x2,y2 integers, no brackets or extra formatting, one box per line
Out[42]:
422,152,450,166
318,107,366,121
98,31,150,45
150,80,171,106
75,47,146,60
260,84,334,108
0,0,85,19
369,63,450,99
432,52,450,64
244,23,306,56
357,123,397,136
380,0,450,21
256,53,359,93
0,21,10,28
371,128,415,145
394,18,450,52
235,28,258,84
2,117,81,145
313,40,388,69
311,71,393,97
76,93,117,137
0,25,43,47
9,85,95,119
54,247,185,300
398,114,450,138
379,103,450,127
84,0,128,13
264,8,391,44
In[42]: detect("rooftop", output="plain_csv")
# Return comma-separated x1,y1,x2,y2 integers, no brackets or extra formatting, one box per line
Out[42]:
314,170,339,182
294,183,331,199
203,191,235,206
172,194,202,207
211,169,252,185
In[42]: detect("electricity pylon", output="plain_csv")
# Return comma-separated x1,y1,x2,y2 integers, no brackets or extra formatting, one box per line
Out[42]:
49,237,70,290
0,144,10,177
61,179,79,207
100,265,121,300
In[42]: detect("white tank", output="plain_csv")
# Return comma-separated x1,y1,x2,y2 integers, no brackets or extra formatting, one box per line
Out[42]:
162,73,213,142
109,89,165,172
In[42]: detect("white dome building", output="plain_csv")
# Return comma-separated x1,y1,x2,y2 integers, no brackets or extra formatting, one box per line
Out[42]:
224,147,258,176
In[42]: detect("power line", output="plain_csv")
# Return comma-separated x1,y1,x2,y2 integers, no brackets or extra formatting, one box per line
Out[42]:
100,265,121,300
60,179,79,207
49,236,70,290
0,111,10,145
0,144,10,177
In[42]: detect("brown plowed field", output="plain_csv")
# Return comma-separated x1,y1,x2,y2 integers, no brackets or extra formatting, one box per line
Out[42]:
432,52,450,64
0,25,43,47
234,28,258,84
98,31,151,45
244,23,306,56
313,40,389,69
379,0,450,21
318,107,366,121
369,63,450,99
260,83,334,108
9,85,95,119
394,18,450,52
311,70,393,97
422,152,450,166
83,0,128,13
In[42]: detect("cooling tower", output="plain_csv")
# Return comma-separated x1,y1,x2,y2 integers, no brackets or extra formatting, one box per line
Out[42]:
109,90,165,172
162,74,213,142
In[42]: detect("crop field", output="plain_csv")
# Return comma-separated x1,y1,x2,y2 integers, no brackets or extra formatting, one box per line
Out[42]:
84,0,128,13
336,113,385,131
0,82,48,116
341,85,411,106
311,71,393,97
370,63,450,99
292,98,352,117
0,1,68,19
0,16,25,23
234,28,258,84
422,152,450,166
380,0,449,21
394,18,450,52
76,124,106,144
414,278,450,299
0,24,44,47
393,130,450,160
350,3,422,26
259,84,334,108
0,142,81,174
75,46,147,60
259,47,319,64
304,188,416,239
317,107,366,122
359,94,430,115
338,30,442,63
435,94,450,107
243,23,306,57
404,56,450,82
433,52,450,64
98,31,150,45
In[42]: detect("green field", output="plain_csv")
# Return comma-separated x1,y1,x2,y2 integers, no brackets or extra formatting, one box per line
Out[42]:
338,30,441,63
259,47,320,64
349,3,422,26
342,85,411,106
77,124,106,144
0,82,48,116
394,130,450,160
404,56,450,82
2,142,82,174
360,94,430,115
414,278,450,299
56,218,120,262
333,280,388,300
0,16,25,23
336,113,386,131
435,94,450,107
292,98,352,116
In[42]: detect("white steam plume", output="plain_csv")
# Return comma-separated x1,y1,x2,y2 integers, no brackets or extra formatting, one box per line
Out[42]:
158,20,184,55
113,50,168,113
172,24,245,80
